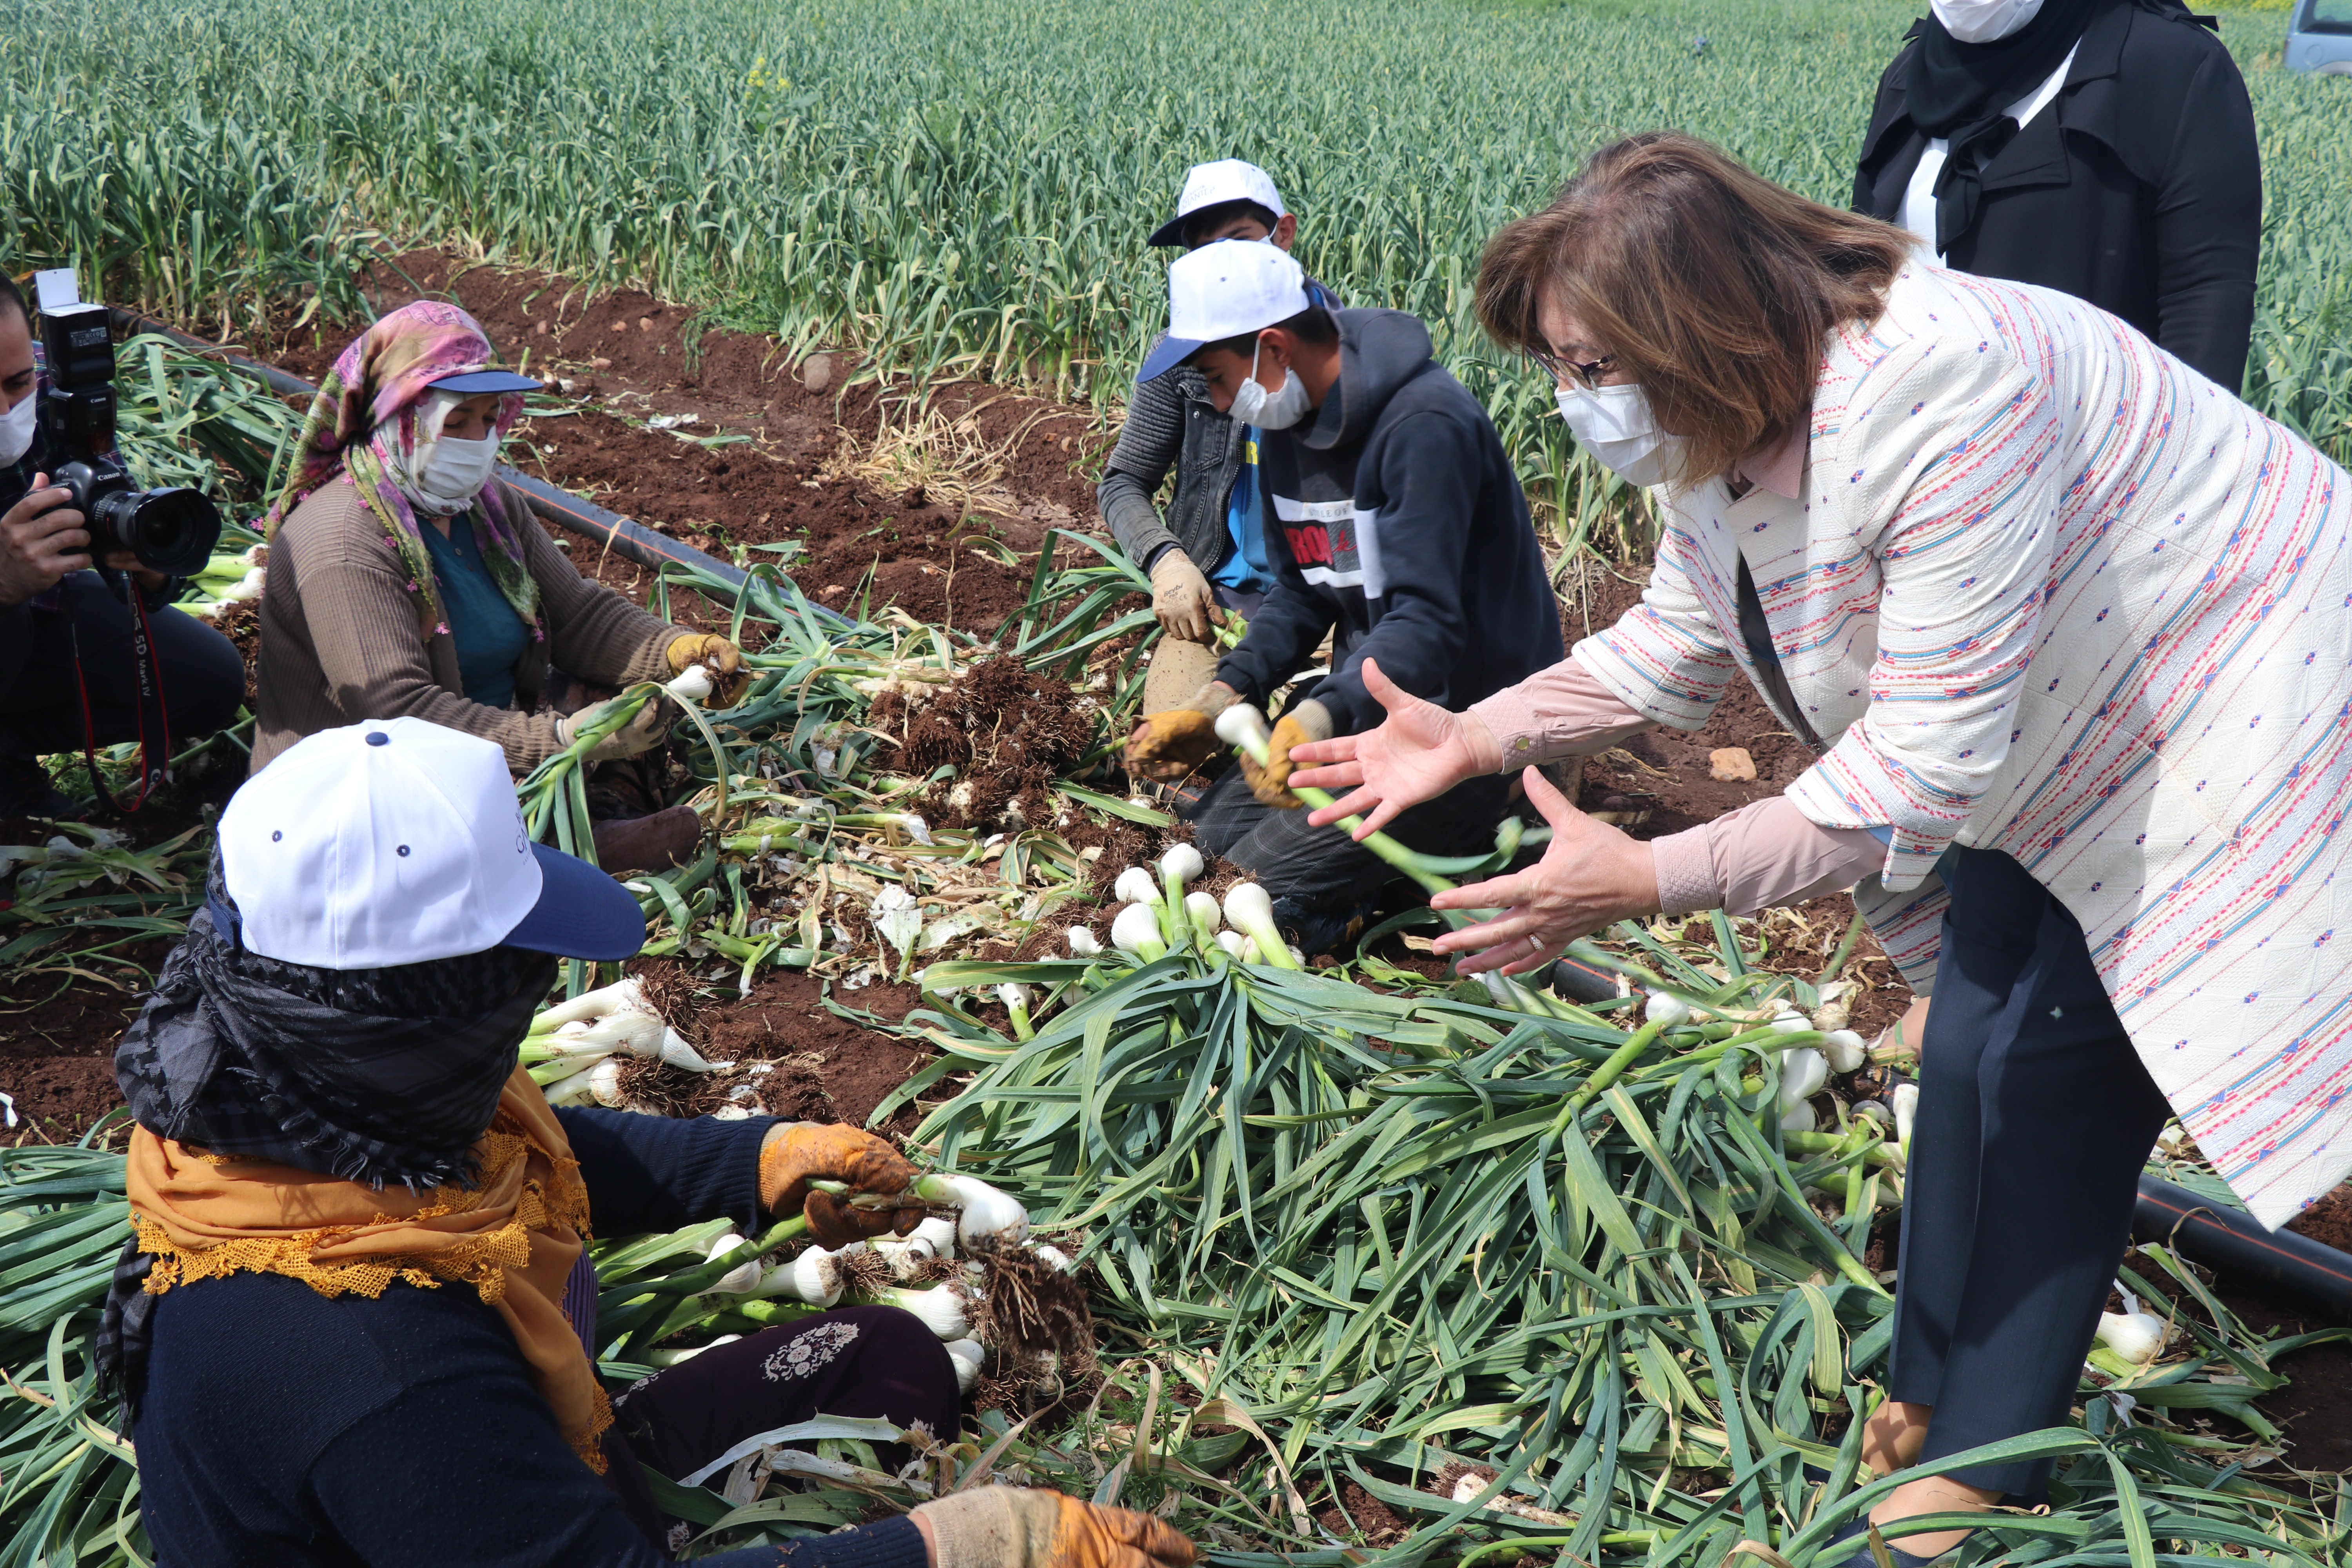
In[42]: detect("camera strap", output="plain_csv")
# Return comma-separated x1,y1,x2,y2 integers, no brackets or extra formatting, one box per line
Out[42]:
67,576,174,814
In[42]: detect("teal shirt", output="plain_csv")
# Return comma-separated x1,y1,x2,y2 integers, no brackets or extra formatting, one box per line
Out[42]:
418,514,529,710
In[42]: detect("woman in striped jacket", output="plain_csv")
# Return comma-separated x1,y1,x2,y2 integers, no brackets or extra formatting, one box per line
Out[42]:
1292,133,2352,1563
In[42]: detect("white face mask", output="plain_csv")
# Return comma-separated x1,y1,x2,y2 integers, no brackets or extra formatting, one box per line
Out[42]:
1931,0,2045,43
1555,382,1681,489
418,434,498,508
0,390,38,468
1228,338,1312,430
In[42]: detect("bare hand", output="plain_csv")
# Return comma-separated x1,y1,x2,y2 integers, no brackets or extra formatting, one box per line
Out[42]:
1287,658,1502,837
1430,767,1661,974
99,552,170,598
0,478,89,608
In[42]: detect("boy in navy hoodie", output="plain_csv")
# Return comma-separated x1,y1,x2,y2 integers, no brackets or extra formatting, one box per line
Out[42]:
1124,241,1562,954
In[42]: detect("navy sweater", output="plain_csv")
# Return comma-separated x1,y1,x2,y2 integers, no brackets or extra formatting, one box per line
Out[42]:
1213,309,1563,735
132,1109,808,1567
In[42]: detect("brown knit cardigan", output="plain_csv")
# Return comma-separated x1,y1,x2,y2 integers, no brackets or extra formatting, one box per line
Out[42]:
251,475,686,773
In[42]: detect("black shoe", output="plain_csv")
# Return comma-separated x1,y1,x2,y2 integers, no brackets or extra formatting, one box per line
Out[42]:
1823,1513,1950,1568
0,758,85,822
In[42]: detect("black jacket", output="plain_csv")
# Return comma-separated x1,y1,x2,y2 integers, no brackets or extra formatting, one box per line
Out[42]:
1215,309,1563,736
1853,0,2260,390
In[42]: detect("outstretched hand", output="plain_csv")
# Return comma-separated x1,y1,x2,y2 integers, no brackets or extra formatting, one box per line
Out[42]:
1287,658,1502,837
1429,766,1661,975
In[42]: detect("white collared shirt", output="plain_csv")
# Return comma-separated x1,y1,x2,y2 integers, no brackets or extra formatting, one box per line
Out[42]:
1898,44,2080,255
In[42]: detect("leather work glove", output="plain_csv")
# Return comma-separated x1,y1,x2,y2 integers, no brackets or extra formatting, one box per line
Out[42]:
558,693,670,762
913,1487,1197,1568
666,632,750,708
1123,681,1238,783
1239,699,1334,809
1147,549,1220,643
758,1122,924,1246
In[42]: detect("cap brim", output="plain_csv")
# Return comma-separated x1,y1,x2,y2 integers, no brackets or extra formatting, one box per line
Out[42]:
430,369,543,395
1137,335,1207,385
1146,214,1190,248
502,842,648,960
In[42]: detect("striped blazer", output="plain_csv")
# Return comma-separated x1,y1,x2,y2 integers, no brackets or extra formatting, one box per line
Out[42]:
1576,263,2352,1227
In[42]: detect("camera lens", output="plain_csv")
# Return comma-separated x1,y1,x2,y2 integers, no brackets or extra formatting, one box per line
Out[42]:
103,486,221,578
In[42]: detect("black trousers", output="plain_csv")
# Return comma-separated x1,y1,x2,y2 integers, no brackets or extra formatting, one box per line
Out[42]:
1187,766,1517,956
0,572,245,761
600,1304,960,1556
1891,847,2171,1498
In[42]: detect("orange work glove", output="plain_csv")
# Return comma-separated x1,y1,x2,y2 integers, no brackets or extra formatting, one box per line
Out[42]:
913,1487,1197,1568
757,1123,923,1246
666,632,750,708
1123,681,1238,783
1238,699,1334,809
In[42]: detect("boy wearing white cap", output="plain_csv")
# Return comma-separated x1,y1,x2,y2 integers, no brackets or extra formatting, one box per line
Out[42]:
1122,242,1561,955
1099,161,1322,706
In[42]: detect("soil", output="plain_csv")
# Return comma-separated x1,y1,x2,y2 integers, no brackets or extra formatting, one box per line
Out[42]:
672,967,938,1136
875,655,1097,833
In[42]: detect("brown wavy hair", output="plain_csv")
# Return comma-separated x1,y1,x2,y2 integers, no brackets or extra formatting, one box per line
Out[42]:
1477,132,1913,488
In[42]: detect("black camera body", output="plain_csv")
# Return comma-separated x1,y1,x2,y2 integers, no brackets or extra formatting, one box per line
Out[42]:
37,303,220,578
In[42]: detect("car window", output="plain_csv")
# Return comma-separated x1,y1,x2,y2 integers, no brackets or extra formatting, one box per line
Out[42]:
2302,0,2352,31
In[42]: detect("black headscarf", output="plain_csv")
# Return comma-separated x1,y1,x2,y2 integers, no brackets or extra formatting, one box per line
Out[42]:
113,857,558,1189
101,855,559,1395
1907,0,2106,252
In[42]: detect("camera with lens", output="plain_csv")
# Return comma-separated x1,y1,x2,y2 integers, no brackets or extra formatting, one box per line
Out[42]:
36,301,220,578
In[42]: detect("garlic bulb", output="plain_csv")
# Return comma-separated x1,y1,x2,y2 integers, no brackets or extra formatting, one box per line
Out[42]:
913,1172,1030,1250
1112,866,1161,906
1891,1081,1919,1152
1110,901,1168,963
1644,991,1692,1028
665,665,715,701
2096,1283,2170,1364
1159,843,1206,887
1067,926,1102,957
1820,1029,1868,1074
789,1245,844,1307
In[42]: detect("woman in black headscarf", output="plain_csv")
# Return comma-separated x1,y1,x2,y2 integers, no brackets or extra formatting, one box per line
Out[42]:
1853,0,2261,391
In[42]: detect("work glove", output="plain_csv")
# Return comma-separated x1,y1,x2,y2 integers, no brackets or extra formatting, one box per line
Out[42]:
558,693,670,762
1123,681,1238,783
758,1122,924,1246
913,1487,1197,1568
1239,699,1333,809
1148,550,1220,643
666,632,750,708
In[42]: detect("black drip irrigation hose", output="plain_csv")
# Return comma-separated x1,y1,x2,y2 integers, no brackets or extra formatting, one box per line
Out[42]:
2133,1174,2352,1325
110,309,753,594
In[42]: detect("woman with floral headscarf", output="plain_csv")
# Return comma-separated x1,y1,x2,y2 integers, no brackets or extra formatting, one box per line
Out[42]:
251,301,746,871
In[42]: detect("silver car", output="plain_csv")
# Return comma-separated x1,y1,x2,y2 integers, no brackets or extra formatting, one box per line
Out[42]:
2287,0,2352,74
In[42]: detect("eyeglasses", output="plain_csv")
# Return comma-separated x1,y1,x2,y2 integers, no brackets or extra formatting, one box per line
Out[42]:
1531,347,1615,390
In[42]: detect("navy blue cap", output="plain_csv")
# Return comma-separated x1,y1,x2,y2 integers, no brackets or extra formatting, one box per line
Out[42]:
429,369,543,396
503,842,648,960
1136,333,1207,386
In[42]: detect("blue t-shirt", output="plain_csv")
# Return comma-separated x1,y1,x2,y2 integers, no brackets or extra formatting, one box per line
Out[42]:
418,515,529,710
1212,426,1280,596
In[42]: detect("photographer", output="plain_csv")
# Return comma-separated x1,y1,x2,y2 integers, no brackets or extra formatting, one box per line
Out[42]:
0,277,243,819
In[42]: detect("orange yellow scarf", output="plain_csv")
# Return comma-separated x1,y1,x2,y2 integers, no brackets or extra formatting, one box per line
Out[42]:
126,1067,612,1469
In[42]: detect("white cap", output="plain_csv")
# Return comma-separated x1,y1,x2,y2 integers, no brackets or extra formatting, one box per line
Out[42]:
1148,160,1287,247
1136,241,1313,383
217,717,641,969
